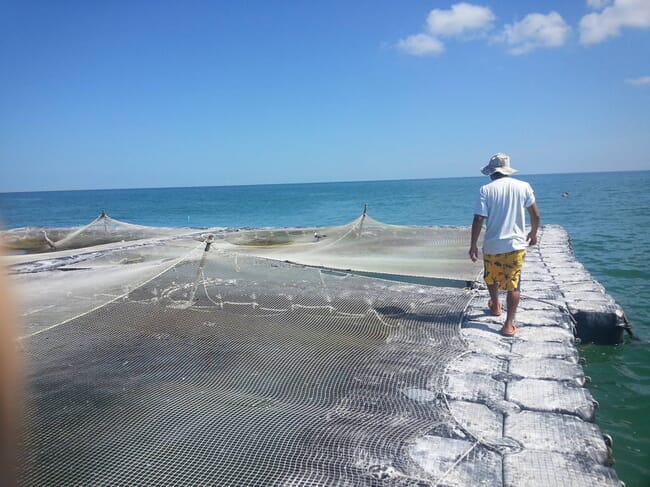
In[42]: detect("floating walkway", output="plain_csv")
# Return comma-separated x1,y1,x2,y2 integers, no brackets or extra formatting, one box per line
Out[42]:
6,217,626,486
446,225,623,486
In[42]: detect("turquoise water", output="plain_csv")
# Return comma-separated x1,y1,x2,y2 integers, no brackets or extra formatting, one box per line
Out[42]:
1,171,649,484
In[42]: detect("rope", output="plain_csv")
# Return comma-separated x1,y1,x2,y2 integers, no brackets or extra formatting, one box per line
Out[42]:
434,440,480,487
309,215,364,251
199,269,225,308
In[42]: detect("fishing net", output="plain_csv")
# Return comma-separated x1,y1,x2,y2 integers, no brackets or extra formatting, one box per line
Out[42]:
8,211,480,337
18,242,477,485
4,210,479,283
222,213,479,285
2,212,189,254
9,211,624,486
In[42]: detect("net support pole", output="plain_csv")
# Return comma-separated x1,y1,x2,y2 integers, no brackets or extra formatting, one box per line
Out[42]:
187,235,215,305
357,203,368,238
42,231,56,250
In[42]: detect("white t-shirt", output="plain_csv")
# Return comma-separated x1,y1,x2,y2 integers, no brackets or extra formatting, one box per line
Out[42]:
474,177,536,255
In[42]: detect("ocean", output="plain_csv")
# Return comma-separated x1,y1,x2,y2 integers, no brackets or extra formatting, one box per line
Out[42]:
1,170,649,485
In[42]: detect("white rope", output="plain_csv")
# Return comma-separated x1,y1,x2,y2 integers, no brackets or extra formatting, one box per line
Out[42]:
222,301,257,307
367,308,397,328
434,439,480,487
437,286,516,483
318,268,327,288
199,269,225,309
435,348,483,486
51,215,103,248
309,215,364,251
291,304,336,312
257,306,290,312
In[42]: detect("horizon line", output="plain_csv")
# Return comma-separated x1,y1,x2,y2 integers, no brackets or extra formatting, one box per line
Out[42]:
1,168,648,195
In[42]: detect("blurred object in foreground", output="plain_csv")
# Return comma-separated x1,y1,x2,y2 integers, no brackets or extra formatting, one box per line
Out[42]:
0,240,19,487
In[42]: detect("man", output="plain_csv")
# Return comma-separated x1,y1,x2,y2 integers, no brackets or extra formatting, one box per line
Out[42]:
469,153,540,336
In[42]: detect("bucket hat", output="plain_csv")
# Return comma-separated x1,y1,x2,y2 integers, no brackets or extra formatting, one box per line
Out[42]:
481,153,518,176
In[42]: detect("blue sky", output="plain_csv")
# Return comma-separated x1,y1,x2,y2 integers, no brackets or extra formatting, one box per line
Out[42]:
1,0,649,191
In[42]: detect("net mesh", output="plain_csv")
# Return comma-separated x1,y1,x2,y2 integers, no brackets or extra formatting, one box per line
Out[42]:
2,213,190,253
19,247,474,486
222,214,479,283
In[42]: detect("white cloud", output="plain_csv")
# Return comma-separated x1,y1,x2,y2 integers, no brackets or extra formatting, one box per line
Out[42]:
587,0,612,9
426,3,495,37
580,0,650,44
397,3,495,56
397,34,445,56
626,75,650,86
498,12,571,54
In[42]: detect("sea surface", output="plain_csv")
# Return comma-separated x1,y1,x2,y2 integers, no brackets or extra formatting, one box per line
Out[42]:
1,171,649,485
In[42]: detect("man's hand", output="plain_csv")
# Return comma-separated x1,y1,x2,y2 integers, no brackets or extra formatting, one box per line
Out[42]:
526,203,540,247
470,215,484,263
469,245,480,262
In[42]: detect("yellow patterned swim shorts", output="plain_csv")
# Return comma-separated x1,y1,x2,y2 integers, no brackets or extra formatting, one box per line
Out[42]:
483,249,526,291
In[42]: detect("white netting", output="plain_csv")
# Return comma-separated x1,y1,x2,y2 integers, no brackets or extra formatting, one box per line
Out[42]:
17,237,476,486
7,211,481,336
1,212,191,253
221,214,479,283
8,216,621,486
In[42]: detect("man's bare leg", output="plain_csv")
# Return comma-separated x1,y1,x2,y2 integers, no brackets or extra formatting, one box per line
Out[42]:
487,282,501,315
502,290,520,335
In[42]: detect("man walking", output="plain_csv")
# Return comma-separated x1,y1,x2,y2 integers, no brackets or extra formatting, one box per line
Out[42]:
469,153,541,336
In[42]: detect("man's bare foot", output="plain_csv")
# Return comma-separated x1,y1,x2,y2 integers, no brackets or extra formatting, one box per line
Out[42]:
500,322,517,336
488,300,502,316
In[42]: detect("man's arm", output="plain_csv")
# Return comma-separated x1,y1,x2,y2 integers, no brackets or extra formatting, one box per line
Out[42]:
469,214,484,262
527,202,540,246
